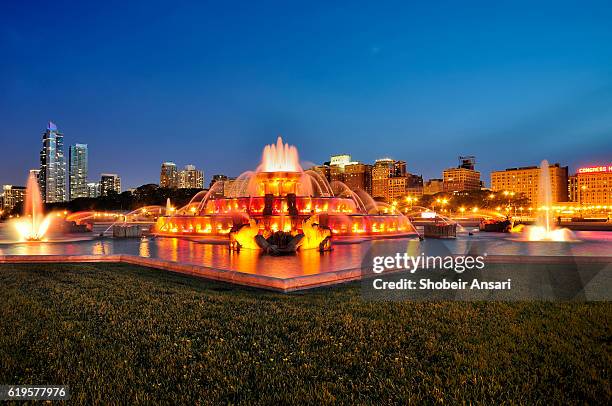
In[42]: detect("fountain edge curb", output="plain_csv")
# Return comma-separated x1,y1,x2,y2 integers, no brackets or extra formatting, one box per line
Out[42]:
0,254,610,293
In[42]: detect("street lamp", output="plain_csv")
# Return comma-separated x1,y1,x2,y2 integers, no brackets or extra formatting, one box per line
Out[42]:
441,198,449,215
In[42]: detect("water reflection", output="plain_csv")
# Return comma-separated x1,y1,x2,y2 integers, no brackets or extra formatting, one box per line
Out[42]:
139,238,150,258
228,248,263,274
92,241,112,255
0,225,610,277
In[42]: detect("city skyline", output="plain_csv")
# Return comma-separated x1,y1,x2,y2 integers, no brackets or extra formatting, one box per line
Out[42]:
1,119,610,192
2,1,612,188
4,122,607,210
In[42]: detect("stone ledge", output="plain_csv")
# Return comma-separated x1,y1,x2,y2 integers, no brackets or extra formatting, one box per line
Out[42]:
0,254,122,263
0,254,610,293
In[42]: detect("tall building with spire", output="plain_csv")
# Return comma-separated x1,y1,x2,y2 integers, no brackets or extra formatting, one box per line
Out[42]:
69,143,88,200
39,121,66,202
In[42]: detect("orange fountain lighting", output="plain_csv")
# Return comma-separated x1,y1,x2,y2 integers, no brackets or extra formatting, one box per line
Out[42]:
259,136,302,172
523,160,574,242
154,137,418,239
12,172,53,241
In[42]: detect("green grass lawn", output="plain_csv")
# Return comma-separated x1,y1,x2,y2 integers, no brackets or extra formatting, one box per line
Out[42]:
0,263,610,404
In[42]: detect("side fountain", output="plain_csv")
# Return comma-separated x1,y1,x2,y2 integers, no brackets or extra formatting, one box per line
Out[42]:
12,172,53,242
523,160,574,242
2,173,93,244
155,137,418,249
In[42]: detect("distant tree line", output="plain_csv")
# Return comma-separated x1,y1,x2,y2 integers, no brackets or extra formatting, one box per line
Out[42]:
398,190,530,213
3,185,205,218
2,186,530,220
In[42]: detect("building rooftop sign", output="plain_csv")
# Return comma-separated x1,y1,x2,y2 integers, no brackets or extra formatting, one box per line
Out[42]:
577,165,611,174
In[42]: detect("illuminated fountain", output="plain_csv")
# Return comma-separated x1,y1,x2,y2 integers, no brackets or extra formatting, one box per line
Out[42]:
155,137,417,247
523,160,574,242
12,172,52,242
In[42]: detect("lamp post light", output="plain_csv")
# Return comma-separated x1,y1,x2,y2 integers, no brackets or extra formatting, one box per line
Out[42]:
488,193,496,209
405,196,416,210
441,198,449,216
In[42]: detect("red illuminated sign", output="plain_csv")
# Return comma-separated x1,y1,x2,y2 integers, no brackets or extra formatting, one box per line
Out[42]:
577,165,612,174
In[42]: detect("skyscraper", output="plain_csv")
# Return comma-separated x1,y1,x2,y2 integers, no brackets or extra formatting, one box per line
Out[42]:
178,165,204,189
329,154,358,183
423,179,444,195
160,162,178,188
575,164,611,205
371,159,412,202
344,163,373,194
491,163,569,205
100,174,121,196
406,173,424,197
372,158,395,200
209,174,228,189
68,144,88,200
87,182,101,198
39,121,66,202
443,156,481,192
1,185,26,211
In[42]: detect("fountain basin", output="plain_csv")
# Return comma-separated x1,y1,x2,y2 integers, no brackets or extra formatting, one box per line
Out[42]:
155,137,418,239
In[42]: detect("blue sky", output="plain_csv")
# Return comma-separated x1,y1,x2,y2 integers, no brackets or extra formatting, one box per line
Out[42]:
1,0,611,188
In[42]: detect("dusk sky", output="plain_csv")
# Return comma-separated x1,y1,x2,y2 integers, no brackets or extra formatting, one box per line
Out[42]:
1,0,611,189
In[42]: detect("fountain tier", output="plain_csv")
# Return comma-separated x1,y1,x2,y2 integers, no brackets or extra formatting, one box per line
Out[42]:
155,137,417,238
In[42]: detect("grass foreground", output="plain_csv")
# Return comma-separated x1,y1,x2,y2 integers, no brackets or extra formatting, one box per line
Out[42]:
0,263,610,404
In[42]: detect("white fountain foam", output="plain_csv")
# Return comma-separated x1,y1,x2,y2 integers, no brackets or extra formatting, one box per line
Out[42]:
12,172,53,241
523,160,575,241
258,136,302,172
